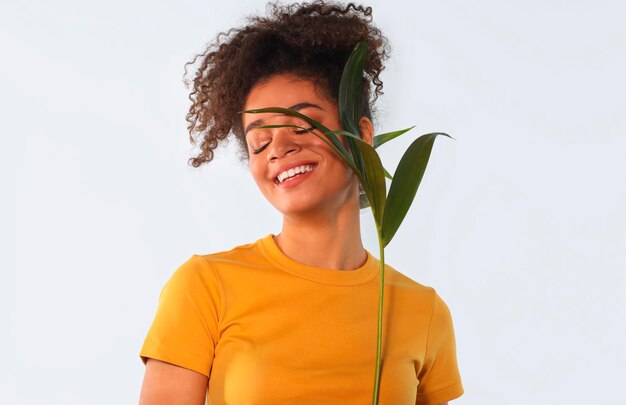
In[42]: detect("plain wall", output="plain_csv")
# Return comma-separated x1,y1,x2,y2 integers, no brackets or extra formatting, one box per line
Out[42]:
2,0,625,403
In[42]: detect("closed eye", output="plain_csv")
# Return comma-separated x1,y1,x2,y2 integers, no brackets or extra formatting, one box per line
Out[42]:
252,142,270,155
294,125,315,134
251,125,315,154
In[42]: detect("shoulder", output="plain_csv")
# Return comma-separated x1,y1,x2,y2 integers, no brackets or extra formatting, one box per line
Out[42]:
383,263,438,304
163,239,259,286
194,238,267,271
382,264,458,325
177,238,273,286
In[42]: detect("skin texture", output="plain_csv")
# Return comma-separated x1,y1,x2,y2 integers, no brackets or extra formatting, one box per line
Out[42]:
243,74,373,270
139,75,451,405
139,359,207,405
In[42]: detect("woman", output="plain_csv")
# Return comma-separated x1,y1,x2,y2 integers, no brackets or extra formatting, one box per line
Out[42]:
139,2,463,404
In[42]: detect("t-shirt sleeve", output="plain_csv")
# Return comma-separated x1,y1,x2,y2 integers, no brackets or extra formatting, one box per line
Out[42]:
415,290,464,405
139,254,222,378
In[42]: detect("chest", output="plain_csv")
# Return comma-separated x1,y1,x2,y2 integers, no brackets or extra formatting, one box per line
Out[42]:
206,279,429,404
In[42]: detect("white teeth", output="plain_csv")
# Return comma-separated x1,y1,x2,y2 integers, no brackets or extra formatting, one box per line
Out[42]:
277,164,315,183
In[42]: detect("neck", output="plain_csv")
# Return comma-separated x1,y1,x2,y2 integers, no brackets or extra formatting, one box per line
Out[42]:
274,191,367,270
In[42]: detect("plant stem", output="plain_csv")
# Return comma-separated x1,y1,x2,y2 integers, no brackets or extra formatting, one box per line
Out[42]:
371,231,385,405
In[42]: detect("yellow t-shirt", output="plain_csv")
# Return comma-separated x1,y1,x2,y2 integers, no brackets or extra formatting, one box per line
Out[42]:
140,234,463,405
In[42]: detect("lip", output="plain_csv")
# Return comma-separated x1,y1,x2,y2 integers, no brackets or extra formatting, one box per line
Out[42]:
271,160,318,184
275,166,317,188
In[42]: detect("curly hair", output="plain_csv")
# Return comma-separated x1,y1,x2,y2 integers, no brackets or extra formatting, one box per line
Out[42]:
184,1,390,167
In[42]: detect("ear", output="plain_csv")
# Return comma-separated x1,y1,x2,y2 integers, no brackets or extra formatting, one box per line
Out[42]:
358,116,374,146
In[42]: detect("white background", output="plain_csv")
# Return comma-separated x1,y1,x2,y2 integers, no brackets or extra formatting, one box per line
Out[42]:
2,0,625,404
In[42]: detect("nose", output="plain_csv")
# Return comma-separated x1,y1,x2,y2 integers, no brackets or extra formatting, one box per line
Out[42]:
266,126,301,162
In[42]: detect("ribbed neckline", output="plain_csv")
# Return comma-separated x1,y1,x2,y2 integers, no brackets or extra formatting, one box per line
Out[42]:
256,234,379,286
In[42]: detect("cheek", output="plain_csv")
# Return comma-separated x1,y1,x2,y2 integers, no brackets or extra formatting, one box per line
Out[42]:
249,160,277,192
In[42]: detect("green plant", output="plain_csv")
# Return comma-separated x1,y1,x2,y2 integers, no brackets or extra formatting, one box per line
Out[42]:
244,40,452,405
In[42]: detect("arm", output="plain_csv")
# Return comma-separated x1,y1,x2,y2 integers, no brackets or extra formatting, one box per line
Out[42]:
139,256,221,404
139,358,208,405
415,290,464,405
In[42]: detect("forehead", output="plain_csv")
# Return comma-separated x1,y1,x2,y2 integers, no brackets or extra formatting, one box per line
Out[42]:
243,74,333,121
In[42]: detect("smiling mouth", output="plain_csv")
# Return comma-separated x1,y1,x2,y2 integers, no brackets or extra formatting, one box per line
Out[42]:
274,163,317,185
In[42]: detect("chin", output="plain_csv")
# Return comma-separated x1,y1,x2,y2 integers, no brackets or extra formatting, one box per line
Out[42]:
275,200,323,216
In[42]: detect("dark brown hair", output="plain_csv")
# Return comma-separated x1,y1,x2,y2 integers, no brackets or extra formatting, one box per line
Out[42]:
184,1,390,167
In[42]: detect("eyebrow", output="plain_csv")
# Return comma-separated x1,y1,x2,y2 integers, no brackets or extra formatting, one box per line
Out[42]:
244,102,323,135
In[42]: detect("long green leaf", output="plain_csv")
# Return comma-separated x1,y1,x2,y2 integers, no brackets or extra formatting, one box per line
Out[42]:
381,132,452,246
254,124,311,130
328,128,387,221
338,40,367,134
338,41,368,180
383,166,393,180
253,123,350,164
354,141,387,227
331,129,393,181
314,127,385,217
357,166,391,209
243,112,369,212
252,122,369,200
243,107,351,160
373,126,415,149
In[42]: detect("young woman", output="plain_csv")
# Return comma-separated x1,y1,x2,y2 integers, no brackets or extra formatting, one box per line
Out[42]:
139,2,463,404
